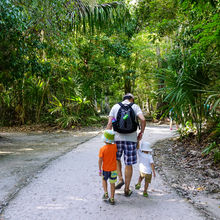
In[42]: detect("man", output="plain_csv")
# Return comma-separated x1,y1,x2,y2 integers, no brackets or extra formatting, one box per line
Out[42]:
106,93,146,196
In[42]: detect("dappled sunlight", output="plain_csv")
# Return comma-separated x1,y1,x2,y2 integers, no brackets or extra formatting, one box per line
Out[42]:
147,129,173,135
0,151,13,155
37,204,66,210
151,192,166,197
66,196,87,201
17,148,34,151
80,131,101,135
151,189,167,193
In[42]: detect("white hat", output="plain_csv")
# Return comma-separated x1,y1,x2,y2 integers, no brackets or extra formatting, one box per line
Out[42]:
123,93,134,100
141,142,152,152
102,130,115,144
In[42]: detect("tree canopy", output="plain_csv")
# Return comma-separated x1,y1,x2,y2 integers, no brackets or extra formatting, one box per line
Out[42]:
0,0,219,146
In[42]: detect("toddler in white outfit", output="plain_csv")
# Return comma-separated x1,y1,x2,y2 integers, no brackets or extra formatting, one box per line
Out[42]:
135,142,156,197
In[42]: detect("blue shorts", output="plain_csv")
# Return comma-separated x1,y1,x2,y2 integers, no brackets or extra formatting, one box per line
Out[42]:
102,170,117,183
115,141,137,165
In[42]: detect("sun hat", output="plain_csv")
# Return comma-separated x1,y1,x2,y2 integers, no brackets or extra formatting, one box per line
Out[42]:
141,142,152,152
102,130,115,144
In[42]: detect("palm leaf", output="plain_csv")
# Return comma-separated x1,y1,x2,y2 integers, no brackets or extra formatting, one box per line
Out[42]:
68,0,128,33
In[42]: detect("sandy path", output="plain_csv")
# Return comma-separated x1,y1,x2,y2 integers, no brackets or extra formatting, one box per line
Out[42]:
2,126,206,220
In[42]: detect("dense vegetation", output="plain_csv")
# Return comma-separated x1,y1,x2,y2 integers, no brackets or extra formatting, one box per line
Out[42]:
0,0,219,158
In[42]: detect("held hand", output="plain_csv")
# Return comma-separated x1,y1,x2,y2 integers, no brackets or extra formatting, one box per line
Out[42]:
137,132,143,141
153,172,156,178
136,141,140,149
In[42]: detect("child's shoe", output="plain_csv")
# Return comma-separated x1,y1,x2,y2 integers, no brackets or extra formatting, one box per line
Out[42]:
102,192,109,201
108,198,115,205
135,183,141,190
143,192,148,197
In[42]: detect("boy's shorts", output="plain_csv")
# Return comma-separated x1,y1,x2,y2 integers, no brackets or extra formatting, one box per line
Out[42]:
115,141,137,165
140,172,152,183
102,170,117,183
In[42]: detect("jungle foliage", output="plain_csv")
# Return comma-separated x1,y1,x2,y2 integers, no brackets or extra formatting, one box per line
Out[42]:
0,0,219,153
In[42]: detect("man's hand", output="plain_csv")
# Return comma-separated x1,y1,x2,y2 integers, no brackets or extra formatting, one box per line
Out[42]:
99,170,102,176
137,132,143,141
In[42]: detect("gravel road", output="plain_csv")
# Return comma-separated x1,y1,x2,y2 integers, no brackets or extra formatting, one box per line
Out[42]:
1,126,206,220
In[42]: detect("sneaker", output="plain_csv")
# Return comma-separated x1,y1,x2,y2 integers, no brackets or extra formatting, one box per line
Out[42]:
135,183,141,190
143,192,148,197
108,198,115,205
102,192,109,200
115,180,124,189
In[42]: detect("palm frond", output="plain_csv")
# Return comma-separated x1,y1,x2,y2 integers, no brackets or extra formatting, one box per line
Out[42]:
67,0,128,33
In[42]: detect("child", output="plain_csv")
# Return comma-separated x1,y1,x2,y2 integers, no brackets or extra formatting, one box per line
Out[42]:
98,130,117,205
135,142,156,197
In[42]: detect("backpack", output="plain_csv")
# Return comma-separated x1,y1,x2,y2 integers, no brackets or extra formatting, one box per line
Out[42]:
112,102,138,134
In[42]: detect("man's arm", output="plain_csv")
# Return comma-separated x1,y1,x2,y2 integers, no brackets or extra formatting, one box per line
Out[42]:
106,116,113,130
137,113,146,141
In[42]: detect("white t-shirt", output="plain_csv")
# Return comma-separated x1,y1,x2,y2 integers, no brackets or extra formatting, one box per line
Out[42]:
109,100,143,142
138,149,154,174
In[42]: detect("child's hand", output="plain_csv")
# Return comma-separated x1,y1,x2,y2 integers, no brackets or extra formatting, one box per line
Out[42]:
153,172,156,178
99,170,102,176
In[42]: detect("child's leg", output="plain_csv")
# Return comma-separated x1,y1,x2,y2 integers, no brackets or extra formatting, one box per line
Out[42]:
110,183,115,199
143,174,152,196
135,175,144,189
138,175,144,185
144,180,149,193
102,178,108,194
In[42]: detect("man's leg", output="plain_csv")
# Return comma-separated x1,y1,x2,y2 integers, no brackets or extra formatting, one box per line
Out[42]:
115,142,125,189
124,165,132,192
117,160,123,182
115,160,124,189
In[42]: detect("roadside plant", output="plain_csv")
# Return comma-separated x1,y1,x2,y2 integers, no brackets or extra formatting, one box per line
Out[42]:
202,141,220,164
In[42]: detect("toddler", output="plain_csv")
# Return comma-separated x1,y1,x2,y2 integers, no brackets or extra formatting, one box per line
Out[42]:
135,142,156,197
98,130,117,205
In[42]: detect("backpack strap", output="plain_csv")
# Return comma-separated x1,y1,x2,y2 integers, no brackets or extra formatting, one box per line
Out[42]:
118,102,124,107
118,102,134,108
128,103,134,107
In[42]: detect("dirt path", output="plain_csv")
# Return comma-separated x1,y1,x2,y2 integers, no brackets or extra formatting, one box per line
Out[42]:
1,126,207,219
0,130,101,213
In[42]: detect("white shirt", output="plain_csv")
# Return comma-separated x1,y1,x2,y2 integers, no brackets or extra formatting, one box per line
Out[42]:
109,100,143,142
138,149,154,174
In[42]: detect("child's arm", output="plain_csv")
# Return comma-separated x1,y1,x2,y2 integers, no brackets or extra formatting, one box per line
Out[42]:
151,163,156,177
98,157,103,176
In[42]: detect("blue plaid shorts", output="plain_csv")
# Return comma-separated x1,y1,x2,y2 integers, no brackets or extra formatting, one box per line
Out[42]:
115,141,137,165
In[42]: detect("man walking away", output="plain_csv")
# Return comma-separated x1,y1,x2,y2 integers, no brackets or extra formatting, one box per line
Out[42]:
106,93,146,196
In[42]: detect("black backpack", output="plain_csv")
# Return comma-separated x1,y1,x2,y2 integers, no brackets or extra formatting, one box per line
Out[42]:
112,102,138,134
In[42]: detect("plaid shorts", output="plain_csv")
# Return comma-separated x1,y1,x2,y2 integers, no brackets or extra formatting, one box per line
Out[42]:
115,141,137,165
